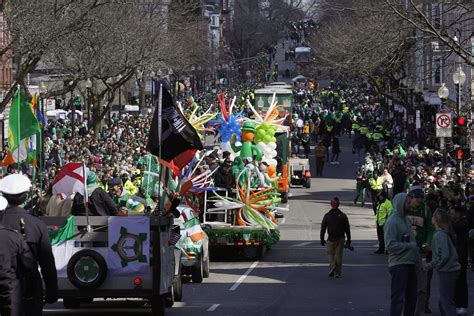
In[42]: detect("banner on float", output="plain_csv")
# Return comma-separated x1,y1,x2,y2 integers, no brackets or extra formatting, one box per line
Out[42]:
108,216,150,275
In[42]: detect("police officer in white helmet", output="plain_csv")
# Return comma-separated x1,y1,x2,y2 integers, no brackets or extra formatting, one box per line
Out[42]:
0,174,58,315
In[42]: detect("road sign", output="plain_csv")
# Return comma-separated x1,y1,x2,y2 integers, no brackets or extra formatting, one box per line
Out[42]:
436,113,452,138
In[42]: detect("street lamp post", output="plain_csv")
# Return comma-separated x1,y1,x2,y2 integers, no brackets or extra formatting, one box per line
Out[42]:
453,65,467,117
438,83,449,155
453,66,467,179
85,78,92,127
117,74,123,117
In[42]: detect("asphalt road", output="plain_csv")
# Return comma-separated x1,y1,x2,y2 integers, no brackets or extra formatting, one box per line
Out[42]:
44,135,474,315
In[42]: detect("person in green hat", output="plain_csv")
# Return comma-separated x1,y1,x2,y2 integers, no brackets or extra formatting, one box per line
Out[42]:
231,121,263,163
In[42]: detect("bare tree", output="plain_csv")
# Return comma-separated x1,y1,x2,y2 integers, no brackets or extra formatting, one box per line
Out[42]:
383,0,474,66
40,1,175,135
1,0,120,110
314,0,417,106
230,0,306,63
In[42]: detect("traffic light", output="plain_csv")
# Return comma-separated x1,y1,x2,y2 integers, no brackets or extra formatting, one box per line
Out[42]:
453,115,468,147
456,148,471,160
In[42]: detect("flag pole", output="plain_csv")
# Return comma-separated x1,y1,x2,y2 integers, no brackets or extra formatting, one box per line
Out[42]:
16,85,20,167
82,162,91,232
145,154,152,197
157,83,163,211
38,96,43,194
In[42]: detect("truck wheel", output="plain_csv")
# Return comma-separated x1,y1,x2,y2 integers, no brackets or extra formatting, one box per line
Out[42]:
280,192,288,203
173,274,183,302
192,257,204,283
151,295,165,316
203,257,210,278
63,298,81,309
67,249,108,290
305,178,311,188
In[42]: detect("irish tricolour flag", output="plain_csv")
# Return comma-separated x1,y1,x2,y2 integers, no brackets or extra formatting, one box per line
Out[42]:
183,216,205,242
50,216,76,277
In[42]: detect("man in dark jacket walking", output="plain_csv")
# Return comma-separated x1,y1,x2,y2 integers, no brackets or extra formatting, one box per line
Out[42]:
320,197,351,278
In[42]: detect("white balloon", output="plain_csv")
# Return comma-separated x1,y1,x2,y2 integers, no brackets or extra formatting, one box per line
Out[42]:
268,142,277,150
269,159,278,166
257,142,266,151
271,150,278,157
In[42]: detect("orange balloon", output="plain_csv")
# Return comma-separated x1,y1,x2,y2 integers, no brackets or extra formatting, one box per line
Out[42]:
268,165,277,178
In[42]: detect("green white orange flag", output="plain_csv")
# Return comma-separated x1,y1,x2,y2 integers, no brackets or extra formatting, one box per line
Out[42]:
183,216,206,242
8,90,41,163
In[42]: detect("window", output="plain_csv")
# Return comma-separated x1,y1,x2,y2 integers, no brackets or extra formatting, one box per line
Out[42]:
432,3,442,29
432,57,443,85
210,14,219,28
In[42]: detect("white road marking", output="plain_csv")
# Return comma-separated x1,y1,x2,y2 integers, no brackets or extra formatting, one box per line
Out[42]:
229,261,259,291
207,304,220,312
293,241,314,247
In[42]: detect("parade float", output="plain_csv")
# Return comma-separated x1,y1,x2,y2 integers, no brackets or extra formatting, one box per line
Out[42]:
200,93,289,259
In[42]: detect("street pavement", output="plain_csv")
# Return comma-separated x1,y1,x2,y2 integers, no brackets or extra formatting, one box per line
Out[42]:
44,135,474,315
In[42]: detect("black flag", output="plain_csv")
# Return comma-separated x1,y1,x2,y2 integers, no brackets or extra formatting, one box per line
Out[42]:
147,82,203,170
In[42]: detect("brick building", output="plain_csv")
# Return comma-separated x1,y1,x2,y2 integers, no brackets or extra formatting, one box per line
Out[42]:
0,0,12,98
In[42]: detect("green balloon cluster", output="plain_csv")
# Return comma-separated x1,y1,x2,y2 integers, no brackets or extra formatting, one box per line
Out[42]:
254,122,277,144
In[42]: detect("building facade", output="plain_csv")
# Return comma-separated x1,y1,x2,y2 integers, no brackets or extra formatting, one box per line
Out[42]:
0,0,13,99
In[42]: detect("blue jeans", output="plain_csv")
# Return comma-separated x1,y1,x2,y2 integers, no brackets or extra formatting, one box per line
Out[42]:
389,264,417,316
438,270,459,316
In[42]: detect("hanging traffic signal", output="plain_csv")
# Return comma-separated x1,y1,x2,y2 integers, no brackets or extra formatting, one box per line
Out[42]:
457,148,471,160
454,116,468,147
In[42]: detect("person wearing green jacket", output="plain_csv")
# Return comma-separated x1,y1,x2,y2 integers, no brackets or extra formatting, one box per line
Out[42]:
375,191,392,254
384,190,424,316
423,209,460,316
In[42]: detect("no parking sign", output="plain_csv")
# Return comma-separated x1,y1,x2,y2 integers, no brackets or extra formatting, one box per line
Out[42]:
436,113,452,138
